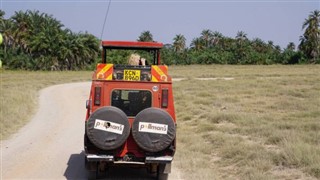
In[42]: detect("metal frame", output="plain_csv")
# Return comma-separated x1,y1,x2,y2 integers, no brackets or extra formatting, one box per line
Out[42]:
101,41,163,65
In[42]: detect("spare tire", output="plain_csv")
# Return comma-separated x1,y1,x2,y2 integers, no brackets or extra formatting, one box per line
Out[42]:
132,108,176,152
86,106,130,150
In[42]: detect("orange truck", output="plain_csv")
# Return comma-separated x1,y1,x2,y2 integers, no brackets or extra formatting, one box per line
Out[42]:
84,41,176,179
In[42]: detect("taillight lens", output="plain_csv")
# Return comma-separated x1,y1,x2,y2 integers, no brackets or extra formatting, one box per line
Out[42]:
94,87,101,106
161,89,168,108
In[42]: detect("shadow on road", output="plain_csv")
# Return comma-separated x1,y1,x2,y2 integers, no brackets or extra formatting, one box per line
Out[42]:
64,151,156,180
64,151,88,179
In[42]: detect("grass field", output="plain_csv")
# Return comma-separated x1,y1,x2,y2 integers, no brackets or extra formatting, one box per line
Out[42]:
0,70,92,140
171,65,320,179
1,65,319,179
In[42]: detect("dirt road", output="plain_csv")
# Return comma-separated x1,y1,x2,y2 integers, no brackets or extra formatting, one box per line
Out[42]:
1,82,182,179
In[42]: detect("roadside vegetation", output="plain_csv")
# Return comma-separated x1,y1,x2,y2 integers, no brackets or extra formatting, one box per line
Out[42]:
0,10,319,70
1,65,319,179
0,70,91,139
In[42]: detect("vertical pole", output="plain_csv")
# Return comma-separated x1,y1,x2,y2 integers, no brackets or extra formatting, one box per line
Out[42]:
157,50,161,65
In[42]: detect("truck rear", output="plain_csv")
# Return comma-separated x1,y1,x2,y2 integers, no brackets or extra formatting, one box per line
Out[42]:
84,41,176,179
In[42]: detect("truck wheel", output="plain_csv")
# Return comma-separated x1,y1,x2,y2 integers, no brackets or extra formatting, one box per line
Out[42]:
132,108,176,152
86,106,130,150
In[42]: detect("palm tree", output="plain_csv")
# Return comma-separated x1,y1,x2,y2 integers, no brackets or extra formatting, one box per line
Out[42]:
11,11,31,50
267,41,276,53
236,31,247,42
200,29,213,48
235,31,248,53
252,38,267,53
137,31,153,42
0,14,14,53
0,10,5,25
299,10,320,63
190,37,205,51
275,46,281,52
2,10,101,70
287,42,296,51
173,34,186,52
211,31,223,46
234,31,249,64
77,33,99,68
267,41,274,48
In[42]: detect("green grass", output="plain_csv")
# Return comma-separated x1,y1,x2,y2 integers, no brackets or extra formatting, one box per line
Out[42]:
1,65,320,179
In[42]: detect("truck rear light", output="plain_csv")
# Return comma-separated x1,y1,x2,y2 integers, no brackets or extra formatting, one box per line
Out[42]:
94,87,101,106
86,100,91,109
161,89,168,108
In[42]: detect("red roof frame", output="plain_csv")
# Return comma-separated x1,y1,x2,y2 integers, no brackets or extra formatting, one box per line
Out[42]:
101,41,163,49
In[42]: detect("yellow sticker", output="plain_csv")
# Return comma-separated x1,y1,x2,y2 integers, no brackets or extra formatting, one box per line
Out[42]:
123,70,141,81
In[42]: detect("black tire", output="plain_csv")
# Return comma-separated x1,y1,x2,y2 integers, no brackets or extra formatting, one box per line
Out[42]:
132,108,176,152
86,106,130,150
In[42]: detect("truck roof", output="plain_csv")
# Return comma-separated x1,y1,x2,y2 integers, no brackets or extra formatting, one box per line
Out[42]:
101,41,163,49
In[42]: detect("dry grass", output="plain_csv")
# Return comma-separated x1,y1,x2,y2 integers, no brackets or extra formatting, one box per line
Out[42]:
172,65,320,179
1,65,319,179
0,70,91,140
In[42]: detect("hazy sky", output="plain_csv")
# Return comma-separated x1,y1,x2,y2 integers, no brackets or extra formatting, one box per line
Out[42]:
1,0,319,48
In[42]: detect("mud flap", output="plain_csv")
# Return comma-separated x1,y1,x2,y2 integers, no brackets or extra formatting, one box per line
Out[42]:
158,163,171,174
85,157,97,171
157,163,170,180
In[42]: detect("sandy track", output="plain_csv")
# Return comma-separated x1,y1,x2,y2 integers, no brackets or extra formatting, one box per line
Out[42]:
1,82,182,180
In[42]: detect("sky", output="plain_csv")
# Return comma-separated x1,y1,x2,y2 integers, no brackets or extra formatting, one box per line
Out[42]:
1,0,319,49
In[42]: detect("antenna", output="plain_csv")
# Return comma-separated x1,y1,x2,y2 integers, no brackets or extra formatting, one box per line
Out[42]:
100,0,112,40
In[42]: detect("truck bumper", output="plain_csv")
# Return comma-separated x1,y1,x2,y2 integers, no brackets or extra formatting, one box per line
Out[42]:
86,154,173,164
85,154,173,173
86,154,114,162
145,156,173,163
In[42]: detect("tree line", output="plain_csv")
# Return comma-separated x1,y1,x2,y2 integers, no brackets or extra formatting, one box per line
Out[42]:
0,10,99,70
0,10,319,70
140,10,319,65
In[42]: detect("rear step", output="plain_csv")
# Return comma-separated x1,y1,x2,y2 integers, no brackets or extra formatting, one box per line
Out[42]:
86,154,173,163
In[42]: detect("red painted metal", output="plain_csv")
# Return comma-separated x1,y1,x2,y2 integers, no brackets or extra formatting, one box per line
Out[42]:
102,41,163,49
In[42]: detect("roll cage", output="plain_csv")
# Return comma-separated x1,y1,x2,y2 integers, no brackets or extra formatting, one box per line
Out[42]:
101,41,163,65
